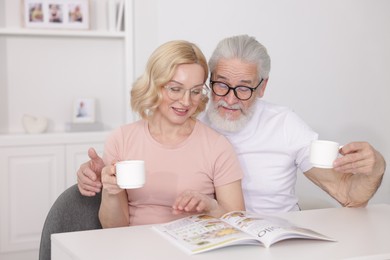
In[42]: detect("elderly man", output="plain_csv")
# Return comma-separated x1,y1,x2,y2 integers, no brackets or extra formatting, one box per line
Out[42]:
77,35,386,214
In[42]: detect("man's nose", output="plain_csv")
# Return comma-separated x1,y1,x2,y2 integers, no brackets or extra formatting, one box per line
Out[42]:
224,89,239,104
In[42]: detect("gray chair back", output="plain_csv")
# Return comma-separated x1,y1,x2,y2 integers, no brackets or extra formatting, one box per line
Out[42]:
39,184,102,260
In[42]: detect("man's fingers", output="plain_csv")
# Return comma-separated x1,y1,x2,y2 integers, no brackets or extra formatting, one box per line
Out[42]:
88,147,105,173
83,166,98,182
77,175,101,196
334,142,377,175
78,166,102,189
88,147,99,160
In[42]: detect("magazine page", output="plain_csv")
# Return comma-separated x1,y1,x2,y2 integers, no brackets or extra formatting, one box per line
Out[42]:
221,211,335,248
153,214,260,254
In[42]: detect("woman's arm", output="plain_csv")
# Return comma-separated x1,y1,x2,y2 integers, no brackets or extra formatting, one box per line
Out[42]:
98,163,130,228
172,180,245,218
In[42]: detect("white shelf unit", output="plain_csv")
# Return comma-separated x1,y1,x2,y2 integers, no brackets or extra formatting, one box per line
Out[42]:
0,131,108,259
0,1,134,259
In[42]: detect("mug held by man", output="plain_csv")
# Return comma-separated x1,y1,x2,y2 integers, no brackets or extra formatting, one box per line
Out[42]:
310,140,341,169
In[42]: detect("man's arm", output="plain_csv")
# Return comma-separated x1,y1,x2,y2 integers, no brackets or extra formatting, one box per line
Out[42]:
304,142,386,207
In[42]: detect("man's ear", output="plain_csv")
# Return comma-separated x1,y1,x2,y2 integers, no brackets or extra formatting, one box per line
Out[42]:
257,78,269,98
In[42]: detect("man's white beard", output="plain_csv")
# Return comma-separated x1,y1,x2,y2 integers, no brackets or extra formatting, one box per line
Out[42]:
206,99,255,133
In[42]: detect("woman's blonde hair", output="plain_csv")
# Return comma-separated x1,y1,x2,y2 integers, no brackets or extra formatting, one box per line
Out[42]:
131,40,209,119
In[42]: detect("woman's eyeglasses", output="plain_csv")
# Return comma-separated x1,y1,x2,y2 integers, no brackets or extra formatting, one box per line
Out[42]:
164,85,209,102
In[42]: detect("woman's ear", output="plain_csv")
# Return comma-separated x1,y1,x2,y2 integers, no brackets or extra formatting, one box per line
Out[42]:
257,78,269,98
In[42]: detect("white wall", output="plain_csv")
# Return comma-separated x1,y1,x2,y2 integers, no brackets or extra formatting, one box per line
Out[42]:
133,0,390,208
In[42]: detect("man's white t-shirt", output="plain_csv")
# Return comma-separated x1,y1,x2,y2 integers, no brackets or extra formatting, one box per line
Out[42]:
201,99,318,213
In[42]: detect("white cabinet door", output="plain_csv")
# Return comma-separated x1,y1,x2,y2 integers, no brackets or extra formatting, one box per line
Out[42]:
65,143,104,188
0,145,65,253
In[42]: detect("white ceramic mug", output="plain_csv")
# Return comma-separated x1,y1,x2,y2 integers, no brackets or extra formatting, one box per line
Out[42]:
310,140,340,169
116,160,145,189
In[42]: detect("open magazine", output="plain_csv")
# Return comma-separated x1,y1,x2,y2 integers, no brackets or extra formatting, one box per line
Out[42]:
153,211,335,254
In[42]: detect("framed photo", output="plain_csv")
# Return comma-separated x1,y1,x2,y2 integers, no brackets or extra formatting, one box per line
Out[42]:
73,98,95,123
23,0,90,30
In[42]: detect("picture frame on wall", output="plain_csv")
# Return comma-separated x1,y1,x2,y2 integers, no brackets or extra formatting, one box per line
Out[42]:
22,0,90,29
73,98,95,123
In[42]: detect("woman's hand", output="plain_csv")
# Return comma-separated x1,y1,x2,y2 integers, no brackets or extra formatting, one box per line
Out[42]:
101,161,123,195
172,190,217,215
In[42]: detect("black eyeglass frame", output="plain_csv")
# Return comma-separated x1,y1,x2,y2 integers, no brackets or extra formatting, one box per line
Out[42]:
209,77,264,101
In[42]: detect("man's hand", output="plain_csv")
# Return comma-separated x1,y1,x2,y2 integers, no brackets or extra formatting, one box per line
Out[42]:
333,142,386,177
77,148,105,196
306,141,385,207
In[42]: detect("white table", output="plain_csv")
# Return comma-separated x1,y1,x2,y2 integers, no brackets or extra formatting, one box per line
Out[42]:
51,204,390,260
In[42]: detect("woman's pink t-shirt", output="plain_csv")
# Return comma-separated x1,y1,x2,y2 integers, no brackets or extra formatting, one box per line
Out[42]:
103,120,243,226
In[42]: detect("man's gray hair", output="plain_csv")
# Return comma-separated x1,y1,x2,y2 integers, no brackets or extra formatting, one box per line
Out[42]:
208,35,271,80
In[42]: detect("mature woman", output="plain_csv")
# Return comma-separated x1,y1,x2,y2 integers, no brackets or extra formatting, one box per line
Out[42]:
98,40,245,228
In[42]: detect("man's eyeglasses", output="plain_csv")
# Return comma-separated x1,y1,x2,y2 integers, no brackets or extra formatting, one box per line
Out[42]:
164,85,209,102
209,78,264,101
